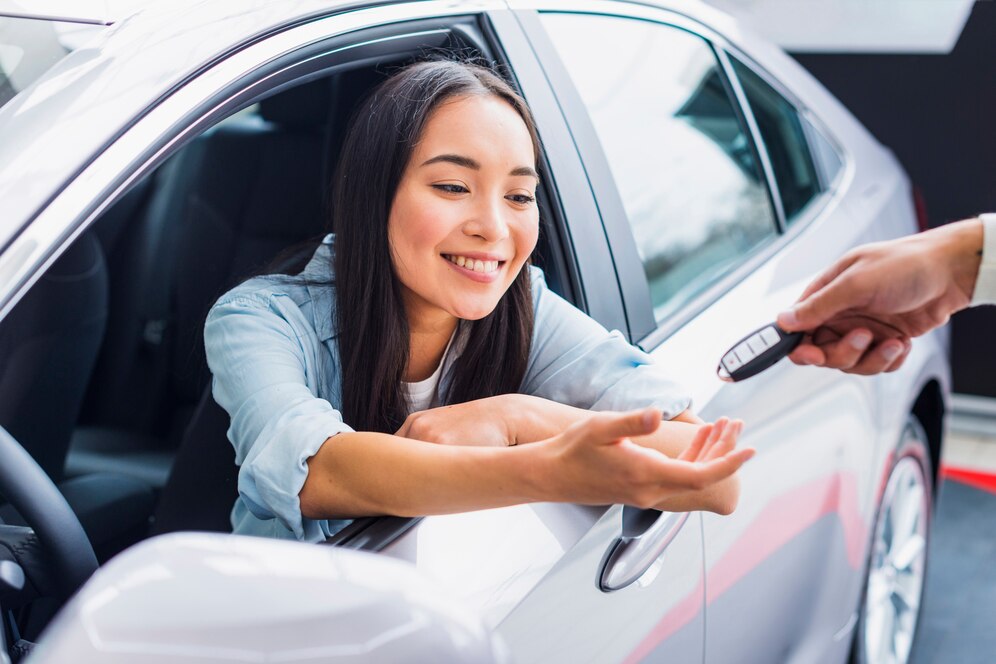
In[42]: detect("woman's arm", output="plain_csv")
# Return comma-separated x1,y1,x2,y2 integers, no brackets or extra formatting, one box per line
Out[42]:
301,408,751,519
398,395,741,515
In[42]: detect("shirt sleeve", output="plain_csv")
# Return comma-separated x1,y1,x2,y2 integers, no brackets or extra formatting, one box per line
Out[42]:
204,290,354,541
971,213,996,306
521,266,691,418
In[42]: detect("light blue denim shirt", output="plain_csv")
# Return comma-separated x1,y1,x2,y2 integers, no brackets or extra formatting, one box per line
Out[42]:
204,235,690,542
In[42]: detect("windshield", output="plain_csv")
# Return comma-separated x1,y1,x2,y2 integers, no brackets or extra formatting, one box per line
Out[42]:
0,16,106,110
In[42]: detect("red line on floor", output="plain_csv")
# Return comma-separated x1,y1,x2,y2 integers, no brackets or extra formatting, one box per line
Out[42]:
940,464,996,494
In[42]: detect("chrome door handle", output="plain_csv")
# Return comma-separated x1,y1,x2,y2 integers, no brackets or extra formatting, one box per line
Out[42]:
598,508,689,592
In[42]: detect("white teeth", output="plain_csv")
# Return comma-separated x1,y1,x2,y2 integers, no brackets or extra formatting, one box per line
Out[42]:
445,255,501,273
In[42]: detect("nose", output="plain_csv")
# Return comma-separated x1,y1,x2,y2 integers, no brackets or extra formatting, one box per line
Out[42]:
462,194,510,243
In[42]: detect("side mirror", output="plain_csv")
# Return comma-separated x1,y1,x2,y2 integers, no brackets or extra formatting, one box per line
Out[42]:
32,532,508,663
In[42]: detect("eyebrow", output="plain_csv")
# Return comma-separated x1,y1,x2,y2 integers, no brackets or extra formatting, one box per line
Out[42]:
420,153,539,180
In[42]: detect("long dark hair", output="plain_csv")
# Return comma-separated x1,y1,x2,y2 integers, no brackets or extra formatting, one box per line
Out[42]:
332,60,542,434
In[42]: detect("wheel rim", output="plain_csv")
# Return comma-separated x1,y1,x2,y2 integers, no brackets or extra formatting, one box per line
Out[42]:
863,452,929,664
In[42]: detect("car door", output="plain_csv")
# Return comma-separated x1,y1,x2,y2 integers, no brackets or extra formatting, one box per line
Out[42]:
515,2,882,662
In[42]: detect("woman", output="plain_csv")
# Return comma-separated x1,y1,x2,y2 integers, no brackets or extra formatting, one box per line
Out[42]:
204,60,754,542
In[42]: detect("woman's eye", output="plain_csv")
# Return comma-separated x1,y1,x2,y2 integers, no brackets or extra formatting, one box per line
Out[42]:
432,183,468,194
507,193,536,205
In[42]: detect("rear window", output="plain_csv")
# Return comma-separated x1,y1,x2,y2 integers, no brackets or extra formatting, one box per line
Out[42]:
0,16,105,110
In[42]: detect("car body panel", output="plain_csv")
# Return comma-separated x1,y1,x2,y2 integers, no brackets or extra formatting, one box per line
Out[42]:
31,533,508,663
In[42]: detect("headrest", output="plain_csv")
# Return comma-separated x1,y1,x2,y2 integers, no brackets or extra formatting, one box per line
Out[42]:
258,77,334,128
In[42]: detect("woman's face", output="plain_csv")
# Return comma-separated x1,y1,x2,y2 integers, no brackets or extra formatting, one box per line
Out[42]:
388,94,539,326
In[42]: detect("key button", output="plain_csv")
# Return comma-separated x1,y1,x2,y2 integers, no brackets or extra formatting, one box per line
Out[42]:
759,326,780,347
722,352,743,372
746,335,767,354
734,342,756,363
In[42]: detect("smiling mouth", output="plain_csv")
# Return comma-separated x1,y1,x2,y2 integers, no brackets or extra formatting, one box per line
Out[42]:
442,254,505,274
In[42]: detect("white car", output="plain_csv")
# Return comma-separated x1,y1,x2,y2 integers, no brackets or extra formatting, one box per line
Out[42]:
0,1,948,663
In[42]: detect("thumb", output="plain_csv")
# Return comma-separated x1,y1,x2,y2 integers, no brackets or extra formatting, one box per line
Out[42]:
778,277,856,332
585,408,661,445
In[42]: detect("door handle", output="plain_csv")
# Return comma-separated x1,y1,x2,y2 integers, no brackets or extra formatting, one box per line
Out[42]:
598,507,689,592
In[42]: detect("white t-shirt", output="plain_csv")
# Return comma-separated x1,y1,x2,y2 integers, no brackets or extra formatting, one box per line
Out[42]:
402,333,456,413
971,213,996,306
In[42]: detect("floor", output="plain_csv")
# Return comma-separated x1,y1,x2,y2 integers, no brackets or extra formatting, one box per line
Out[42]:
911,421,996,664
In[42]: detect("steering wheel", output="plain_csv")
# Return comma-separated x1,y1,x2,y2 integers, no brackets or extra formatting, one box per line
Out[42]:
0,427,97,599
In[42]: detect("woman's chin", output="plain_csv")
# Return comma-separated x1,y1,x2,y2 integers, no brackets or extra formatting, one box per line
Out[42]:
448,301,500,322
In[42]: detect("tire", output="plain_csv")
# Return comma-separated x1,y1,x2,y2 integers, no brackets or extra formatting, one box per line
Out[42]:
852,415,933,664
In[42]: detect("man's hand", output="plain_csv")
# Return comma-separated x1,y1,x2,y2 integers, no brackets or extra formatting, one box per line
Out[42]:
777,219,983,374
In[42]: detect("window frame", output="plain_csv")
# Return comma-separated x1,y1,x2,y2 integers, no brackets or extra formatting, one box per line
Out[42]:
1,5,593,552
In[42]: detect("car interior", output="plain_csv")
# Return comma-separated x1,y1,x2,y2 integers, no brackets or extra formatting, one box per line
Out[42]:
0,24,572,640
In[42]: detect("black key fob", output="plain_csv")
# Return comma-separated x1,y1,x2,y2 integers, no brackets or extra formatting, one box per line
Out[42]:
717,324,804,382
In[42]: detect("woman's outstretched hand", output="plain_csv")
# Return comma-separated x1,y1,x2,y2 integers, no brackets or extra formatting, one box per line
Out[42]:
540,408,753,511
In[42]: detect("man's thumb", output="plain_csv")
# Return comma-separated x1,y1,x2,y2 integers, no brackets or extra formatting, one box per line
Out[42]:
777,286,849,332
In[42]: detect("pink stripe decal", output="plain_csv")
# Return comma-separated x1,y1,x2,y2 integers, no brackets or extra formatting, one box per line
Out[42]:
626,472,868,661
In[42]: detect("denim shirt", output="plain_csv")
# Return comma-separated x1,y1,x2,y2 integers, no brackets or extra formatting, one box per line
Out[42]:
204,235,691,542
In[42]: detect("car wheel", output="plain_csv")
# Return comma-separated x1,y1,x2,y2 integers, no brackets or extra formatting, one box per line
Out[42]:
853,415,932,664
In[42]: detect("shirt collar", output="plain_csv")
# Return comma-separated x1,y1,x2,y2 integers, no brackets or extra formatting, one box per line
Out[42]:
304,234,337,342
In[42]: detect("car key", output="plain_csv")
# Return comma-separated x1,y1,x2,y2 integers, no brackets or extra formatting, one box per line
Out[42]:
717,323,804,382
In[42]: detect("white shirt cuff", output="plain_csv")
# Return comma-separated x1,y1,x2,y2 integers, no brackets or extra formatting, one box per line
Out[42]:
971,213,996,306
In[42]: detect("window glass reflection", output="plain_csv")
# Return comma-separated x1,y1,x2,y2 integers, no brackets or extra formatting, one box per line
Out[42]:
542,13,777,323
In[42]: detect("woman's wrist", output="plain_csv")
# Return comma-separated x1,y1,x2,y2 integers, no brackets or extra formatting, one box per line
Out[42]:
505,394,587,445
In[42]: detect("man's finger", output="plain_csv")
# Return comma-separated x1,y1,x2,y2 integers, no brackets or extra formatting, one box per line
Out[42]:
787,343,827,366
844,339,909,375
778,271,863,333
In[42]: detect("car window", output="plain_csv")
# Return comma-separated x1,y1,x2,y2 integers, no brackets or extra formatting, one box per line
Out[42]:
730,58,822,223
0,17,105,110
803,116,844,188
540,12,778,325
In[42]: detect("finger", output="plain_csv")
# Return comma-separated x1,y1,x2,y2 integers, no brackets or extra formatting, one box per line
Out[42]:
787,343,827,366
800,252,859,301
585,407,661,445
706,419,743,461
842,338,908,376
813,328,876,371
789,344,827,367
690,447,756,486
698,417,729,460
883,340,912,373
649,446,755,492
778,269,862,333
678,423,713,462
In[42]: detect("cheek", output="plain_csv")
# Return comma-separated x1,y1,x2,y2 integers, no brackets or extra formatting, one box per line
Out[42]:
512,215,540,265
390,193,454,258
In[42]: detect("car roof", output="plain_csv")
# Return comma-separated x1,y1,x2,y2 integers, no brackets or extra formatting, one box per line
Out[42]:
0,0,765,252
0,0,149,25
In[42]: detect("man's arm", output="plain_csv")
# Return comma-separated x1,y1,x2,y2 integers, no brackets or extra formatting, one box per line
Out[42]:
776,215,993,374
